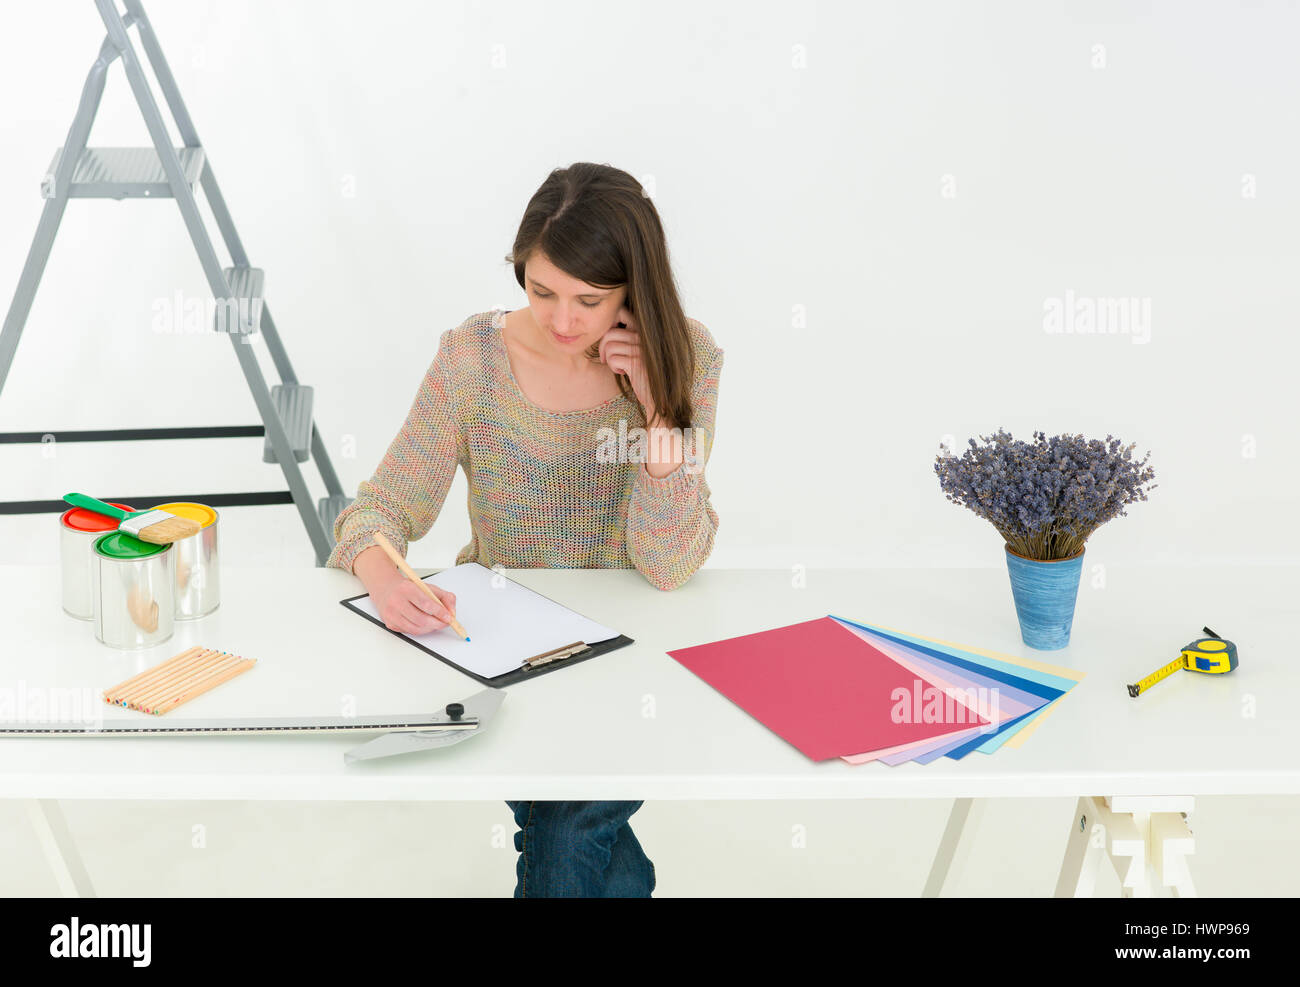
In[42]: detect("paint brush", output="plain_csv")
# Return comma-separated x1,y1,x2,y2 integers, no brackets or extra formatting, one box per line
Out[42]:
63,492,201,546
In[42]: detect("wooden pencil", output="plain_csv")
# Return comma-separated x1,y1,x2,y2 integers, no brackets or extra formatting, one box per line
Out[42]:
111,648,224,706
136,656,241,714
133,652,241,710
104,646,205,696
114,648,227,709
370,531,470,641
102,644,258,715
152,658,256,715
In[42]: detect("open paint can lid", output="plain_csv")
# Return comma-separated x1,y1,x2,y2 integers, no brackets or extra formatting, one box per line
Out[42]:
149,502,218,529
93,531,168,559
60,502,135,533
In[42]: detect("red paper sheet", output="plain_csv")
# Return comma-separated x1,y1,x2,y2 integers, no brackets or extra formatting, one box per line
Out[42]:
667,616,991,761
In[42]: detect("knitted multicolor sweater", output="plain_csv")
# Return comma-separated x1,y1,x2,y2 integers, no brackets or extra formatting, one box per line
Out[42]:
324,307,723,591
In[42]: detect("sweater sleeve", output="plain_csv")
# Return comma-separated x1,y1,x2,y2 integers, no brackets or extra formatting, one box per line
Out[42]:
625,343,724,591
324,330,465,574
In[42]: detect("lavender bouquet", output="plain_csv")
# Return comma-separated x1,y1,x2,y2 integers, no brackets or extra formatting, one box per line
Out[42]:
935,429,1156,561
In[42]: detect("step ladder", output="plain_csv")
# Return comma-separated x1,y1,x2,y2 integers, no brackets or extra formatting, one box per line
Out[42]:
0,0,353,565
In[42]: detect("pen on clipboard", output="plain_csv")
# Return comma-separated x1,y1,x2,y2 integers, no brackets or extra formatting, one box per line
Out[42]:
370,531,471,642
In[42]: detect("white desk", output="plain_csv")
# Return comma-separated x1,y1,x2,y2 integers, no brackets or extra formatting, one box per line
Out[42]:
1,563,1293,897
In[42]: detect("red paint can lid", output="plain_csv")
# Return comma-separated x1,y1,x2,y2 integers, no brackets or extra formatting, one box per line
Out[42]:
60,503,135,533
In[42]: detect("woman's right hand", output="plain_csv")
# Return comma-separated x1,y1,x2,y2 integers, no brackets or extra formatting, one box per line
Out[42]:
372,573,459,636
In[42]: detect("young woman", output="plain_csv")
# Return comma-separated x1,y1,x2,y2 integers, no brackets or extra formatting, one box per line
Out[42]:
325,162,725,897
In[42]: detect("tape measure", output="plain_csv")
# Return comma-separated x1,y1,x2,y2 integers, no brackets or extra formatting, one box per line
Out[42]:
1127,626,1238,698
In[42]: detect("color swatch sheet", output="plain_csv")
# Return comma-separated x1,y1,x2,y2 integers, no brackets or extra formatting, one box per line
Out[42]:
832,618,1062,764
666,615,1084,766
666,616,992,761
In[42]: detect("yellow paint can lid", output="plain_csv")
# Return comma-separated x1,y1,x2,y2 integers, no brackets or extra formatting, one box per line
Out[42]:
149,502,218,529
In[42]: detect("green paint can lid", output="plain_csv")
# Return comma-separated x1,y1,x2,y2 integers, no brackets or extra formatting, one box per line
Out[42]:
93,531,168,560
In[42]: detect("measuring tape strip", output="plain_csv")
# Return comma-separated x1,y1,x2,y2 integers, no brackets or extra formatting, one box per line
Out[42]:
1127,655,1186,697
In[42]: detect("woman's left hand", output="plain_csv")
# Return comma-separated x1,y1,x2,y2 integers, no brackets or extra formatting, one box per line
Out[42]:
598,306,662,426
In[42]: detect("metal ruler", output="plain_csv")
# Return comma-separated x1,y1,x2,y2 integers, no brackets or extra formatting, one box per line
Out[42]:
0,712,478,737
0,688,506,763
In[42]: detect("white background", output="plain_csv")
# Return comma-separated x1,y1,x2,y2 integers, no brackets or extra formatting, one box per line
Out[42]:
0,0,1297,900
3,0,1298,570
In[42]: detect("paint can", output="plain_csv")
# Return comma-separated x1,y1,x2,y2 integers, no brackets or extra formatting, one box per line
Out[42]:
59,502,135,620
92,531,174,650
148,502,220,619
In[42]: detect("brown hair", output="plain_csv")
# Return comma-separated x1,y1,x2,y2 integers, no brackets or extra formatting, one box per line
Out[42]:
505,163,696,431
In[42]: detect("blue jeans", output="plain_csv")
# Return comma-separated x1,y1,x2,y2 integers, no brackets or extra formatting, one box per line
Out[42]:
504,800,655,897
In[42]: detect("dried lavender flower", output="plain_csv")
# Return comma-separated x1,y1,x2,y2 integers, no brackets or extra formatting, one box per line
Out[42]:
935,428,1157,561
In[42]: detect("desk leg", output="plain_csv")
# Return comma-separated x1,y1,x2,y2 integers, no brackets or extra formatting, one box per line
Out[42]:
1055,795,1195,898
1056,796,1117,897
922,797,986,897
1150,810,1197,897
24,799,96,898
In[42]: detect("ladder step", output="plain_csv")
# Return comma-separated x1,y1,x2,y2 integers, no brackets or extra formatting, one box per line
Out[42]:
43,146,206,199
262,384,313,464
318,495,354,542
215,266,264,336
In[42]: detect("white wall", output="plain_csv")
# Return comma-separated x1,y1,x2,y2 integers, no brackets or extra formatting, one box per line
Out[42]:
2,0,1297,570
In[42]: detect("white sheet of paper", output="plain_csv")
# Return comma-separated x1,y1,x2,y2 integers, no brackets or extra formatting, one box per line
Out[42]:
347,562,620,679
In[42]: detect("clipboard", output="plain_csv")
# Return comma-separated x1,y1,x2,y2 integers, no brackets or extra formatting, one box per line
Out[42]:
339,563,635,687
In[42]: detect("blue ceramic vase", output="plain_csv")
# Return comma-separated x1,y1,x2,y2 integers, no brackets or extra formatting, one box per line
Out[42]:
1004,545,1085,650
